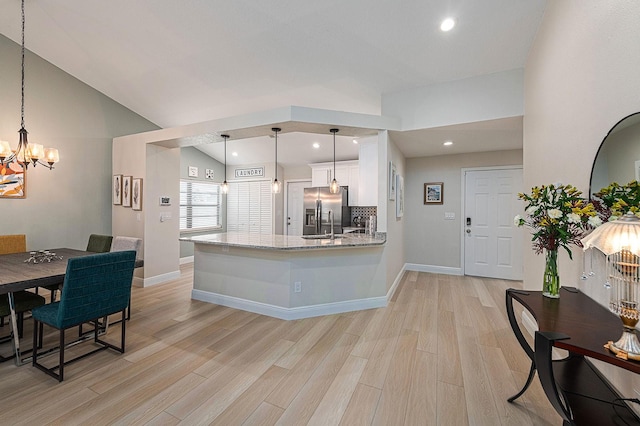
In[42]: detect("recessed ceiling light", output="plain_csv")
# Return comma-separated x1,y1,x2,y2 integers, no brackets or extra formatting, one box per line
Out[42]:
440,18,455,32
443,141,453,146
232,152,238,156
353,139,358,144
313,143,320,149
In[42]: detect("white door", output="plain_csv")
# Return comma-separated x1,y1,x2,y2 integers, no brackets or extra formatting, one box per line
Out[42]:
464,168,523,280
286,181,311,236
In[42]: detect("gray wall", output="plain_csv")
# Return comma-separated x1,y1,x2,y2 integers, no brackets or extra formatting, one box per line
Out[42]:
179,146,226,258
404,149,523,268
0,34,158,251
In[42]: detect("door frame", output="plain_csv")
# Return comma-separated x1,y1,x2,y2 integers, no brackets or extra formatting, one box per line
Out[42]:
460,165,523,277
284,179,312,235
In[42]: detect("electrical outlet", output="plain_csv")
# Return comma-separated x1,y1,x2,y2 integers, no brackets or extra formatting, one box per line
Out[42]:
294,282,302,293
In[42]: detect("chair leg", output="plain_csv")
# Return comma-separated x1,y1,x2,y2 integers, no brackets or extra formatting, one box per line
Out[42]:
38,321,43,349
58,327,65,382
32,319,38,366
121,309,126,351
17,313,24,338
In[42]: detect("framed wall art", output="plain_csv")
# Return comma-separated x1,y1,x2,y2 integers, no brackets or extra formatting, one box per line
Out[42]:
424,182,443,204
113,174,122,205
122,176,132,207
389,161,397,201
132,178,143,211
0,162,26,198
396,174,404,218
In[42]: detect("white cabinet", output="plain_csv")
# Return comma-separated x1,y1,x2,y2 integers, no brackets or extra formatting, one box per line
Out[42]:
309,160,359,206
358,138,378,206
227,180,273,234
311,166,332,187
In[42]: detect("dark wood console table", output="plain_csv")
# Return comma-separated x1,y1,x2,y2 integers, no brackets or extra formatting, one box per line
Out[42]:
506,287,640,425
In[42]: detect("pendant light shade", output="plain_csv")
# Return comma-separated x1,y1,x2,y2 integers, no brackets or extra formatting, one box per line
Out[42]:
221,134,229,194
329,128,340,194
272,128,281,194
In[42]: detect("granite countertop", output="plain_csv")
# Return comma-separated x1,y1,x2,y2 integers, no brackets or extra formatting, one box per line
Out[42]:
180,232,386,251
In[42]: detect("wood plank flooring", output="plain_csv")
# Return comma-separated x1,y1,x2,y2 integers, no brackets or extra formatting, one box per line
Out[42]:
0,265,560,425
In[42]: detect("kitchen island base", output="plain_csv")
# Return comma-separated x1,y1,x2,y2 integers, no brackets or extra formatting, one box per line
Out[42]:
190,239,387,320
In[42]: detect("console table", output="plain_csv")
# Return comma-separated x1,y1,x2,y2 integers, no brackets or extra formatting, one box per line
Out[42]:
506,287,640,425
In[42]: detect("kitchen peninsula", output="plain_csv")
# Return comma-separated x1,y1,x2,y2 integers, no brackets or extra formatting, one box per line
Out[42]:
181,232,387,320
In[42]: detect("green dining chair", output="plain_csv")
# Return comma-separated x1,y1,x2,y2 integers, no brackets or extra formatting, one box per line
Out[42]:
86,234,113,253
31,250,136,381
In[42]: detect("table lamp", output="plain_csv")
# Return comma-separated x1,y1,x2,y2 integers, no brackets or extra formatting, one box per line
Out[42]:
582,212,640,360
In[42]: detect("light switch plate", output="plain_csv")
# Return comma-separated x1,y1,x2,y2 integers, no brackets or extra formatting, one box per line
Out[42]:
444,212,455,220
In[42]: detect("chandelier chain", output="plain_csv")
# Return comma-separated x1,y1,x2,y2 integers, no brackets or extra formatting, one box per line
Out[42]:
21,0,25,129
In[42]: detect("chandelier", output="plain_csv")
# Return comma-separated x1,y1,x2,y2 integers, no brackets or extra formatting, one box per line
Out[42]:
0,0,59,169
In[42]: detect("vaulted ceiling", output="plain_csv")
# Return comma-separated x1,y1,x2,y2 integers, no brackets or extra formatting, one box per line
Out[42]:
0,0,545,165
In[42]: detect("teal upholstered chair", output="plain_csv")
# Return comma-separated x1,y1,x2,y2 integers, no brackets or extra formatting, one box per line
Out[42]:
41,234,114,303
31,251,136,381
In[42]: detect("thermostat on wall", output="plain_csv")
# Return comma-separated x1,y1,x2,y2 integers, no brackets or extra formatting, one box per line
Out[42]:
159,196,171,206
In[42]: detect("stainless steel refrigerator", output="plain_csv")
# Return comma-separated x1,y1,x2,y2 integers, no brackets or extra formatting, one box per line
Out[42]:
303,186,350,235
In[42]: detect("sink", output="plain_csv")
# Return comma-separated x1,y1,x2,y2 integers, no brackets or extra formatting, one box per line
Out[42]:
301,234,343,240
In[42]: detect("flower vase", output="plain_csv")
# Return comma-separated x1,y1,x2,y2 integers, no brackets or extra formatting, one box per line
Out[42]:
543,249,560,298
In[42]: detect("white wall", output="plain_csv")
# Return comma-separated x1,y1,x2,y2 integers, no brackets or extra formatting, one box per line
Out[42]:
404,149,523,270
524,0,640,401
382,69,524,131
0,34,158,250
179,147,226,258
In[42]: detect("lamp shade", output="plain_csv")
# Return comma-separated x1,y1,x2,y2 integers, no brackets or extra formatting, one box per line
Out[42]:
581,212,640,256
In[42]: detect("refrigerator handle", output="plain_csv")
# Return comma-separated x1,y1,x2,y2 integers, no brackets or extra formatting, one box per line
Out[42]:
316,199,322,234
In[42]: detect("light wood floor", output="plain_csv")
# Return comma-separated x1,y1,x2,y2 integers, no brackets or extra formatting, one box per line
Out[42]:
0,265,560,425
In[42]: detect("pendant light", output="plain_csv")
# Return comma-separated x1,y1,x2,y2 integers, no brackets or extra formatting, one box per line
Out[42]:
221,134,229,194
0,0,59,169
272,127,282,194
329,128,340,194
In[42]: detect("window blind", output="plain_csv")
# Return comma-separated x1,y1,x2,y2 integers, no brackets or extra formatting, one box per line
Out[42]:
180,180,221,230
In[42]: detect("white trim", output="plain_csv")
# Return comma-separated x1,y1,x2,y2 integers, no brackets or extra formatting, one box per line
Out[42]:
191,289,387,320
180,256,194,265
404,263,463,276
137,270,181,288
386,264,406,301
460,165,523,276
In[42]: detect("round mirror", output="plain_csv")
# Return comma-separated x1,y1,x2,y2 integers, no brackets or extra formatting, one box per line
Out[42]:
590,112,640,197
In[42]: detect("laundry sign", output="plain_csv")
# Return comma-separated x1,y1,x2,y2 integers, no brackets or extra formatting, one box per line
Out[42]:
235,167,264,178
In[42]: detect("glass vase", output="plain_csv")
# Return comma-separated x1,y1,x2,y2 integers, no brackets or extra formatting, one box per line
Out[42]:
543,249,560,298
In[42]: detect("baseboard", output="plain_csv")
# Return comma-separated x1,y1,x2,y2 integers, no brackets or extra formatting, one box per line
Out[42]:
179,256,194,265
191,289,387,320
386,264,407,301
139,270,181,288
404,263,463,276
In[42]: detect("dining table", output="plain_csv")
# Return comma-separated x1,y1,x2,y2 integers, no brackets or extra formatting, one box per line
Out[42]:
0,248,142,365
